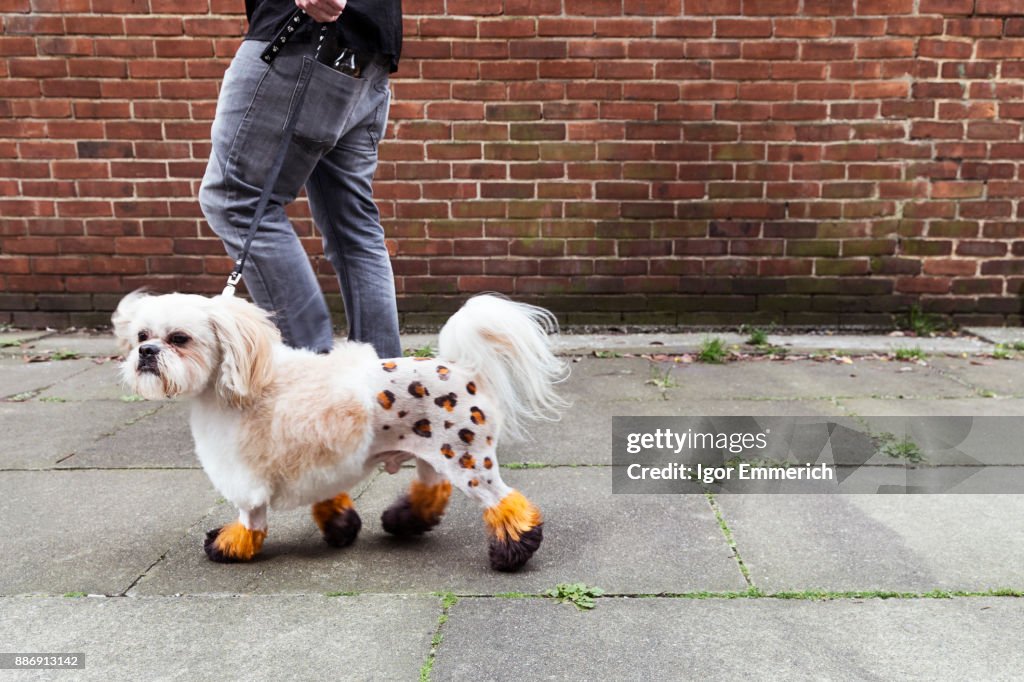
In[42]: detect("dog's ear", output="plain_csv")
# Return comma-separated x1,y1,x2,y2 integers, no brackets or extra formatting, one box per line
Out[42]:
208,295,280,408
112,289,148,355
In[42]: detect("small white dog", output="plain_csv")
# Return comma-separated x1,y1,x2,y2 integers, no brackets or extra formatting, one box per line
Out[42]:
112,292,565,571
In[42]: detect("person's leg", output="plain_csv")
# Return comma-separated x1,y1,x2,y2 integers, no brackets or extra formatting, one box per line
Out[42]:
200,41,368,352
305,63,402,359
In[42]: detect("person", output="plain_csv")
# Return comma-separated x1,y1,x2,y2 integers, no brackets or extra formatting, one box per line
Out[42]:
199,0,403,358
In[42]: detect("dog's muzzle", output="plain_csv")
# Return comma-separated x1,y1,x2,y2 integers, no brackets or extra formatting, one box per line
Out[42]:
137,344,160,374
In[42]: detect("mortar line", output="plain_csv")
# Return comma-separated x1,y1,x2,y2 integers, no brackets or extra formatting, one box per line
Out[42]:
419,592,457,682
929,361,1004,397
52,403,164,466
705,492,756,590
119,498,226,597
0,357,99,402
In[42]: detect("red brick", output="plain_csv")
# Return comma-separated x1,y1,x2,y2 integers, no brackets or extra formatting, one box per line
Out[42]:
975,0,1024,14
3,4,1023,325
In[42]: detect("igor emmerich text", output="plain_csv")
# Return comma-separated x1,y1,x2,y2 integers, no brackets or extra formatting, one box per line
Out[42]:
627,462,834,484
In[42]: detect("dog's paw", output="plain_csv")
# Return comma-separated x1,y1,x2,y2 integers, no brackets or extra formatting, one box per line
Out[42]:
488,523,543,572
312,493,362,548
321,506,362,548
381,495,437,536
381,480,452,537
204,522,265,563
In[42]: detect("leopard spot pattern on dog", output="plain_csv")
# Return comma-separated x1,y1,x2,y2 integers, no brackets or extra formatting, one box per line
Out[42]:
458,428,475,444
412,419,432,438
441,443,455,459
377,390,395,409
408,381,429,398
483,457,493,470
459,453,476,469
382,361,397,372
466,381,477,395
470,407,486,425
436,365,450,380
434,392,457,412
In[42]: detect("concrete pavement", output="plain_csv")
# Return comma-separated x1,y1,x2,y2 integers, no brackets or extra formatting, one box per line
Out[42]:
0,329,1022,680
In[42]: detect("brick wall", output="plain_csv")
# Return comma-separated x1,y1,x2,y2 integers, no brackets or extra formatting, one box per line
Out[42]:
2,1,1024,329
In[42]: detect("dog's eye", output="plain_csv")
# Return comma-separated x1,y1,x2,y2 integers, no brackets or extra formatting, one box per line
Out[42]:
168,333,191,346
138,331,149,342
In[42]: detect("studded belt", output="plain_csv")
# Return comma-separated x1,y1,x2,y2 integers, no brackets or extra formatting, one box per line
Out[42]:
260,9,308,65
259,10,384,78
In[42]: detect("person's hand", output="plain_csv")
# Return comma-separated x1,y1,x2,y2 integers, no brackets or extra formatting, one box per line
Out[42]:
296,0,346,24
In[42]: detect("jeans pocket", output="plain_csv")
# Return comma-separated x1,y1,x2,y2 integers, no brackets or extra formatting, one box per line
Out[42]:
293,58,364,149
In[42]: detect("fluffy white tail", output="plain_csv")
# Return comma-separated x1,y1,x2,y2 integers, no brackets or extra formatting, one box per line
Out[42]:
438,295,568,441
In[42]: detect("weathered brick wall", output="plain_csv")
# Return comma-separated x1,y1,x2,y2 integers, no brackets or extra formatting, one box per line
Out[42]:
2,1,1024,328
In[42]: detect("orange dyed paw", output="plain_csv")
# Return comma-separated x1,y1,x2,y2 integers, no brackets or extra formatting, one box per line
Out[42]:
483,490,542,543
381,480,452,536
312,493,361,548
204,521,266,563
484,490,543,572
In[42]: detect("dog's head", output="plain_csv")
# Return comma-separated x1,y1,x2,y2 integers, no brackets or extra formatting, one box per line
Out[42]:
112,291,280,406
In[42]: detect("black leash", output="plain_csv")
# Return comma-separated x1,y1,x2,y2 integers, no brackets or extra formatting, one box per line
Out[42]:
222,10,360,296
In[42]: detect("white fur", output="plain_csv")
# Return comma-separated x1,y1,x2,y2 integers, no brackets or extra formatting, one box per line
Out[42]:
438,294,568,441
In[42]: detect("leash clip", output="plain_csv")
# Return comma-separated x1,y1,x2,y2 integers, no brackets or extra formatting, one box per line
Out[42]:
222,269,242,297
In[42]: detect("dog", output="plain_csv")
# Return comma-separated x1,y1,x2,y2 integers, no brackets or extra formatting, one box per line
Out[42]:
112,292,566,571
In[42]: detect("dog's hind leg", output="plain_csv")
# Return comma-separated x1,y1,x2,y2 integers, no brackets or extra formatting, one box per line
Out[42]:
381,459,452,537
433,445,543,572
312,492,362,548
476,470,543,573
204,504,267,563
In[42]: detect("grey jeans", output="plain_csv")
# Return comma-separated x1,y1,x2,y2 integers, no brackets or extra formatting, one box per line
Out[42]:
199,39,401,358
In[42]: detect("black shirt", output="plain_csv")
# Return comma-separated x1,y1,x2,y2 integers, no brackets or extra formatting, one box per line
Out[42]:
244,0,402,72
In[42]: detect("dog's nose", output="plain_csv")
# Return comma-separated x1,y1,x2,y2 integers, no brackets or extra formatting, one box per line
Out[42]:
139,343,160,358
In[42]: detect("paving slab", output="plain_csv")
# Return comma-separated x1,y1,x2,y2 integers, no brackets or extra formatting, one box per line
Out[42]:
965,326,1024,345
61,402,198,469
839,397,1024,417
0,470,218,595
930,357,1024,397
511,398,846,466
849,414,1024,467
0,330,49,351
25,333,119,358
432,597,1024,681
34,361,133,402
824,465,1024,494
653,358,974,401
551,332,992,356
717,494,1024,592
768,333,993,355
0,400,155,469
0,594,437,681
132,467,746,596
836,397,1024,467
559,356,661,403
0,358,95,400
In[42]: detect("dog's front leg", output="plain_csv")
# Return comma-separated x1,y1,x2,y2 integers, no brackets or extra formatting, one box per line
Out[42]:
204,505,267,563
311,493,362,548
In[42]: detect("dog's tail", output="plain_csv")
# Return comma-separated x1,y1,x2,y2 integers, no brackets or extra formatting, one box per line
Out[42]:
438,294,568,441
